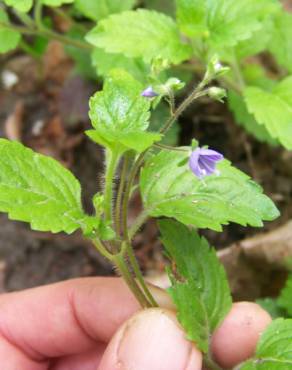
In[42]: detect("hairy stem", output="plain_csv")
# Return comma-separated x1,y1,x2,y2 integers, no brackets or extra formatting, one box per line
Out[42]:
203,355,223,370
128,210,149,240
92,238,114,261
113,253,151,308
124,242,158,307
160,88,207,135
115,154,130,236
104,150,120,223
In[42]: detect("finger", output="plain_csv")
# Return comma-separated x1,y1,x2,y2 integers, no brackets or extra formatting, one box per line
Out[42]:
0,277,140,361
0,334,48,370
211,302,272,368
98,308,202,370
50,343,106,370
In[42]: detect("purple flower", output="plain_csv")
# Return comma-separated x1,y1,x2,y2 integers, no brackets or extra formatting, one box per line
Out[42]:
141,86,158,98
189,147,223,179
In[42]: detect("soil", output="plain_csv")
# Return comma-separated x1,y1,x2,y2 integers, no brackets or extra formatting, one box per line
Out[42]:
0,42,291,298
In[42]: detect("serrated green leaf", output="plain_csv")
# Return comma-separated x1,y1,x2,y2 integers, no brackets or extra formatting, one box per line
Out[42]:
0,139,91,234
88,69,161,153
42,0,74,6
3,0,33,12
160,220,232,352
74,0,136,21
176,0,207,37
91,48,150,83
86,9,192,65
228,91,279,146
241,319,292,369
176,0,279,50
268,11,292,74
0,9,21,53
244,76,292,149
140,149,279,231
278,275,292,317
233,17,275,60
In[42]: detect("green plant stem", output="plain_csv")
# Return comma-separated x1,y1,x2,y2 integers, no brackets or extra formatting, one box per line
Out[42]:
113,252,151,308
160,88,208,135
232,53,245,90
124,242,158,307
92,238,114,261
14,10,35,28
203,355,223,370
118,81,212,309
34,0,44,30
104,150,120,223
154,143,189,152
115,154,130,236
128,210,149,240
0,21,92,50
92,238,151,308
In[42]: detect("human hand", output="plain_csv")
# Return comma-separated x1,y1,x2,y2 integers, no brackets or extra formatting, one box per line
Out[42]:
0,277,271,370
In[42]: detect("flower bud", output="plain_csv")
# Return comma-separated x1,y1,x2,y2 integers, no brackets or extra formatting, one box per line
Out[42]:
207,86,227,103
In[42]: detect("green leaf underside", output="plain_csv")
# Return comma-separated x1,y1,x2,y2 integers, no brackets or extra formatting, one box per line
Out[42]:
0,139,90,234
176,0,279,49
86,9,192,65
160,220,232,352
0,9,21,53
241,319,292,369
91,48,150,83
42,0,74,6
244,76,292,149
74,0,136,21
278,275,292,317
228,91,278,146
268,12,292,74
140,150,279,231
3,0,33,12
88,69,161,152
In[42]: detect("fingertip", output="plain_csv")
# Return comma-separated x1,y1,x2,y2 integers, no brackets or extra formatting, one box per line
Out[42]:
98,308,202,370
211,302,272,368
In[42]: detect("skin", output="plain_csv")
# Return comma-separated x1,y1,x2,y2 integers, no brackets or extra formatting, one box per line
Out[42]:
0,277,271,370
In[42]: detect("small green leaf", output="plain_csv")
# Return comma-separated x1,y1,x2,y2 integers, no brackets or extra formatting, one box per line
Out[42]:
0,9,21,53
91,48,150,83
87,69,161,153
228,91,278,146
3,0,33,12
159,220,232,352
278,275,292,317
140,149,279,231
42,0,74,6
268,11,292,74
244,76,292,149
74,0,136,21
0,139,91,234
241,319,292,369
86,9,192,65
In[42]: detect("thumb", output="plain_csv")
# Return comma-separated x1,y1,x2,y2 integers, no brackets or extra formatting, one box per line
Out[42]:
98,308,202,370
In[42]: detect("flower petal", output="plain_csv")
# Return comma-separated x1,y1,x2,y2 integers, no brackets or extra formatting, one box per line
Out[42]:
198,148,223,161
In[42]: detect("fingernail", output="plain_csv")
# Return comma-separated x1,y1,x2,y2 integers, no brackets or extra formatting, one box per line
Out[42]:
116,308,201,370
